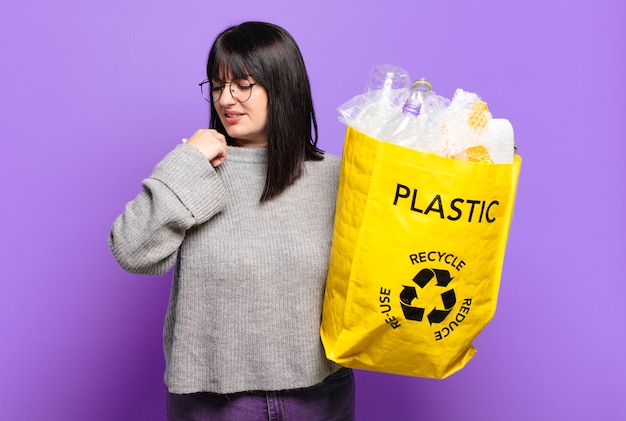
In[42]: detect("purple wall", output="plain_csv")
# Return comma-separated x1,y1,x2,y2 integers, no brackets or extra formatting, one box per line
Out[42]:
1,1,624,420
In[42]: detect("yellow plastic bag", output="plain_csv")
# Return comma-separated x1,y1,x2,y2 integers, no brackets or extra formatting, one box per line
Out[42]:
321,127,521,379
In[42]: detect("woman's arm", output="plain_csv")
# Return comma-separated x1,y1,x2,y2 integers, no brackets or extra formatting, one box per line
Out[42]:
108,142,228,275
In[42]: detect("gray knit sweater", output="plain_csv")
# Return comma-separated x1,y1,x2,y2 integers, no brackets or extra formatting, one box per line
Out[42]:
108,143,342,394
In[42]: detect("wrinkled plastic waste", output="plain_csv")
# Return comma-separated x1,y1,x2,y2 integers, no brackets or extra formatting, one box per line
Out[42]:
337,65,516,163
364,64,412,93
377,79,450,150
339,64,411,138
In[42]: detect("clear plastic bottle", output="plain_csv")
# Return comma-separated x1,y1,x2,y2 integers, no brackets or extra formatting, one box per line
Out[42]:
337,64,411,138
345,64,412,138
379,78,442,147
364,64,411,94
402,78,433,115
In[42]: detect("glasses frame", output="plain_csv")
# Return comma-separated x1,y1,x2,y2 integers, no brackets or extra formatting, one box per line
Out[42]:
199,79,258,104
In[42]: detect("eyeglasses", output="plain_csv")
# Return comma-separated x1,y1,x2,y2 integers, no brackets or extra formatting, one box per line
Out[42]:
199,79,258,103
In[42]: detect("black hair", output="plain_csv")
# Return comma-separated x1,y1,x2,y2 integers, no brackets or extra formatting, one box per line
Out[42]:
207,21,324,202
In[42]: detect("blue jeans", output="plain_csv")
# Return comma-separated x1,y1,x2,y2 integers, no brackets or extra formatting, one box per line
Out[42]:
166,368,355,421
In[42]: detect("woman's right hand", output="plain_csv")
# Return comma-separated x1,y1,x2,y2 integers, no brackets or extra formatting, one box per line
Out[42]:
185,129,228,167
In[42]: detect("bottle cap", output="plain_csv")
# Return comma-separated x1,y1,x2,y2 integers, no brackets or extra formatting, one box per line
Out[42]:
412,79,433,91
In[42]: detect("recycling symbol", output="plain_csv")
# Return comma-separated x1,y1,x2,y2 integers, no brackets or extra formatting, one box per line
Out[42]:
400,268,456,325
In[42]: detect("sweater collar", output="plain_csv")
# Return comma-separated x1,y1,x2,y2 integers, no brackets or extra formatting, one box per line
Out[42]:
226,145,268,163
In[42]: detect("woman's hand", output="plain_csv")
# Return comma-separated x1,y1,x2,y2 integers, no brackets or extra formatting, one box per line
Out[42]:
185,129,228,167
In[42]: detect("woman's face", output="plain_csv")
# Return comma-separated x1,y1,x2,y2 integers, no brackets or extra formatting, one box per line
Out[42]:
213,74,269,147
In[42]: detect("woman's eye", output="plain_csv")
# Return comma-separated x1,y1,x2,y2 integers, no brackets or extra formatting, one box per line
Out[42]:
211,85,224,93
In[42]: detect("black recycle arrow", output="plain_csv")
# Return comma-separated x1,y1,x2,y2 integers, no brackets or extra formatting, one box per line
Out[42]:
427,289,457,325
400,268,457,325
400,285,425,321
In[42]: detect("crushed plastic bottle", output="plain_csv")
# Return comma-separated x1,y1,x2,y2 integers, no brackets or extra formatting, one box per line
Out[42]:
364,64,411,94
378,79,434,146
402,79,433,115
337,65,516,164
378,79,451,151
338,64,411,138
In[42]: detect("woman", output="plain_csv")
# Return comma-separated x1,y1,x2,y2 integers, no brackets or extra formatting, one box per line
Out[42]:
108,21,355,420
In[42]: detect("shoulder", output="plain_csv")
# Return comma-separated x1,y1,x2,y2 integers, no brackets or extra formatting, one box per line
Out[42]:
322,152,342,167
306,152,341,173
303,153,341,183
296,153,341,193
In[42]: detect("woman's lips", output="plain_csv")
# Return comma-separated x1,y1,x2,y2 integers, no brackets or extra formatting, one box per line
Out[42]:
223,111,243,124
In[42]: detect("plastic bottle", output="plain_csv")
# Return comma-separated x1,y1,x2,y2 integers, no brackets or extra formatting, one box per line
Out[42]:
483,118,515,163
348,64,412,138
379,78,447,148
402,79,433,115
364,64,411,94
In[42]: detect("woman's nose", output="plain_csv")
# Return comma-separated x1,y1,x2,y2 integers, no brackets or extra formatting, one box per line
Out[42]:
218,83,237,105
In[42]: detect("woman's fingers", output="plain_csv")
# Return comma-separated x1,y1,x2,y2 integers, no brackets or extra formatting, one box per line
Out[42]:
185,129,228,167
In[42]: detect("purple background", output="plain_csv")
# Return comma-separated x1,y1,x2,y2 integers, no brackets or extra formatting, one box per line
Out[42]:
1,0,624,420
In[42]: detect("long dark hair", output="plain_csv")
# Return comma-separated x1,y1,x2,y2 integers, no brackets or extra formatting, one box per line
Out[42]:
207,21,324,202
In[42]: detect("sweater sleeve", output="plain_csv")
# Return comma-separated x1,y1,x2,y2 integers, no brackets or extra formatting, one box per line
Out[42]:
108,143,228,275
